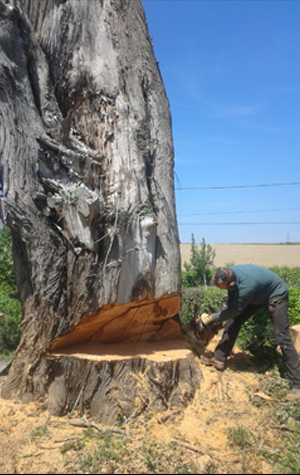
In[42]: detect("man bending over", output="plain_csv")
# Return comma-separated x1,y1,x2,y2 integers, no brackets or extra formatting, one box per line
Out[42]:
200,264,300,402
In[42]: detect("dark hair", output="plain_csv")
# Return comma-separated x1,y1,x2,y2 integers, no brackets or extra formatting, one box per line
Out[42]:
211,267,235,287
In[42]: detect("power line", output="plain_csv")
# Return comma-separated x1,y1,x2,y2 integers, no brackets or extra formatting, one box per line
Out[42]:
179,222,300,226
178,207,300,217
175,181,300,191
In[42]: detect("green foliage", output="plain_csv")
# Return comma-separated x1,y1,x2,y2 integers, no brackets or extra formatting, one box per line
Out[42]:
0,226,16,292
259,384,300,474
288,287,300,325
269,266,300,287
236,287,300,366
182,235,216,288
30,426,49,443
236,308,280,369
72,428,197,475
180,286,227,325
59,186,81,207
60,439,85,454
0,294,21,353
78,431,130,473
0,226,22,354
227,426,253,448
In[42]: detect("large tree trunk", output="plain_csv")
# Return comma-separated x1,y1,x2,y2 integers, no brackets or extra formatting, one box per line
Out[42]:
0,0,201,420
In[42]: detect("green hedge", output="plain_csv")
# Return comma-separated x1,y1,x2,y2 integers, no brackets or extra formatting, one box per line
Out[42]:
288,287,300,325
269,267,300,287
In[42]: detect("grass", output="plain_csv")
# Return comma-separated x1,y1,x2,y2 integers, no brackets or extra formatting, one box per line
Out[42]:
62,421,197,474
0,351,14,359
227,426,253,448
225,368,300,474
30,425,49,443
63,428,131,472
60,439,86,454
260,425,300,474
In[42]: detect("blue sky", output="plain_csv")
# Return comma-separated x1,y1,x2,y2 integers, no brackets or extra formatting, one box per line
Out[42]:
142,0,300,244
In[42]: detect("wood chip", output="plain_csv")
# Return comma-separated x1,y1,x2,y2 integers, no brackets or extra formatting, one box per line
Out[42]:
69,419,89,428
37,446,60,450
170,439,204,454
270,424,296,432
254,392,274,401
53,437,80,443
90,422,125,435
157,409,182,424
68,419,125,435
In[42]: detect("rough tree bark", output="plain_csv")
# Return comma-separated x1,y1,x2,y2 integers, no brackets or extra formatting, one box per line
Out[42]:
0,0,201,422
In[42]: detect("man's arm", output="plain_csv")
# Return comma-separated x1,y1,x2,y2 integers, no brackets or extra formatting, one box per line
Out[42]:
210,290,254,323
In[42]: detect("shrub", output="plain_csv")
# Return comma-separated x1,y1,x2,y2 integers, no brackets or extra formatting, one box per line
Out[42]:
236,308,277,361
227,426,253,448
0,226,22,355
269,267,300,287
0,294,21,353
287,287,300,325
0,226,16,292
180,286,227,325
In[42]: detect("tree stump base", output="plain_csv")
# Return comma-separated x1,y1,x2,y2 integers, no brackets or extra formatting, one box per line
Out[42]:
1,296,203,423
46,341,202,425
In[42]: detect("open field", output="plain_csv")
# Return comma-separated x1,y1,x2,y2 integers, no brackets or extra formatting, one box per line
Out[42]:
180,243,300,268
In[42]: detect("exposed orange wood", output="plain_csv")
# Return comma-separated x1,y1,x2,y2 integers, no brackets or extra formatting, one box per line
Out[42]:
49,340,192,363
49,293,182,351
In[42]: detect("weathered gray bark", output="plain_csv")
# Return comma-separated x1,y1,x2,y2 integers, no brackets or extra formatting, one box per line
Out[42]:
0,0,199,419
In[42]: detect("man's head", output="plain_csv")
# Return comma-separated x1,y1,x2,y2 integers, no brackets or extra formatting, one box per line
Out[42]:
211,267,236,289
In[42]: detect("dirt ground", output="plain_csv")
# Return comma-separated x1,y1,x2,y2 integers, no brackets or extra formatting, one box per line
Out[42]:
0,336,292,474
180,243,300,268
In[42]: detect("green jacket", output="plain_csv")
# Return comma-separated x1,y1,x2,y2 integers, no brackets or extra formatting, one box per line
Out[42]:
211,264,288,323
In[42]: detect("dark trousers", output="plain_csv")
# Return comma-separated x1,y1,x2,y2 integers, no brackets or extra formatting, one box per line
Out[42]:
214,297,300,389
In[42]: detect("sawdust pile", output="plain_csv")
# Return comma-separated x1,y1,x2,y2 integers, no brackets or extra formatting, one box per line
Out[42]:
0,339,287,474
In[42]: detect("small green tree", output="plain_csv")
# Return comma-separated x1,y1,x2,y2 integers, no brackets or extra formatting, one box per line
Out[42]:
182,234,216,289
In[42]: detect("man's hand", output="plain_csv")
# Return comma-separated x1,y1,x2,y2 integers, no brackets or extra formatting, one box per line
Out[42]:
201,313,212,326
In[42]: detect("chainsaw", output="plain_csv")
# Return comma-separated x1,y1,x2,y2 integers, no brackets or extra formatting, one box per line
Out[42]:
182,316,223,346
